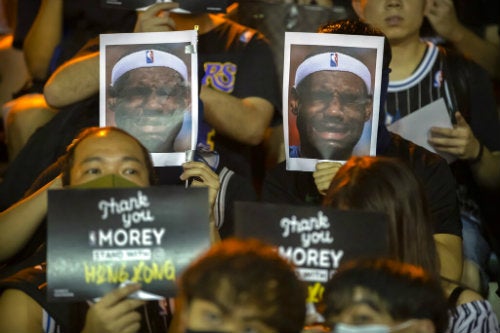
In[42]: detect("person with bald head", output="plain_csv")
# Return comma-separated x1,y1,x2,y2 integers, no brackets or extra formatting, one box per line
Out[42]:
289,51,373,161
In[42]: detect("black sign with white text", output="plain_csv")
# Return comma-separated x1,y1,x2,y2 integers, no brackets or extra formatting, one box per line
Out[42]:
47,186,210,302
234,201,390,304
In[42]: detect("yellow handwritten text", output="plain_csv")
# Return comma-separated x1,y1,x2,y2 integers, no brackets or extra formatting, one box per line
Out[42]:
84,262,129,285
131,260,176,283
83,260,176,285
307,282,325,303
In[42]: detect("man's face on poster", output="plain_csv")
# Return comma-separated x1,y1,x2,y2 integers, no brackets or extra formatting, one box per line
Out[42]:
293,70,372,160
109,66,189,153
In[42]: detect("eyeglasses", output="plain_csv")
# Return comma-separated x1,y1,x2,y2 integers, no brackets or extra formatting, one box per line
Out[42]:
115,85,188,103
300,90,372,108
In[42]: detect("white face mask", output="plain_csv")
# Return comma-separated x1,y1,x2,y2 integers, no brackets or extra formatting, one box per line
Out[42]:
333,320,414,333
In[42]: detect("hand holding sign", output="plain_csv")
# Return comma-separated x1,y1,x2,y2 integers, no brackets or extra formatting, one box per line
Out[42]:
313,161,343,196
133,3,180,32
82,283,145,333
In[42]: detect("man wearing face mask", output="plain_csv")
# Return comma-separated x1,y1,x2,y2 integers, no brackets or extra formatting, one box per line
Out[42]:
323,258,449,333
0,126,222,332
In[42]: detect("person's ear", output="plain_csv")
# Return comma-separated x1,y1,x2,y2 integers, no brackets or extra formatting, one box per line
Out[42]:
364,98,373,121
107,98,117,112
107,87,117,111
170,296,189,333
351,0,365,20
290,87,300,116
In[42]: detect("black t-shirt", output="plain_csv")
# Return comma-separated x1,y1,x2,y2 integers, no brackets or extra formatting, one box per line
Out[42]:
197,20,281,178
262,133,462,237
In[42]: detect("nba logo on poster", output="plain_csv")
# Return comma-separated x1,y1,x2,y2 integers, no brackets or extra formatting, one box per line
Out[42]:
146,50,154,64
330,52,338,67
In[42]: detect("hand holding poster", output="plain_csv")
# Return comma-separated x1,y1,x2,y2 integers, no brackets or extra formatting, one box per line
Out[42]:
283,32,385,171
47,186,210,302
100,30,198,167
234,202,389,304
100,0,229,13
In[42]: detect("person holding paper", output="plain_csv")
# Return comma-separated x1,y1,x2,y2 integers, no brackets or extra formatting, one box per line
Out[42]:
351,0,500,296
262,19,463,285
0,1,276,212
0,126,223,332
289,51,373,160
107,48,191,153
0,126,222,274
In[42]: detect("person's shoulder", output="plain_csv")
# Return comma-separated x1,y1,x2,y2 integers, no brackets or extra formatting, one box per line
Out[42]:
438,43,490,80
384,132,446,169
455,288,484,305
0,288,43,332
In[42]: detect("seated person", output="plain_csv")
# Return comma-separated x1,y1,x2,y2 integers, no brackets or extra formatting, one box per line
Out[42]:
171,237,307,333
0,126,171,332
323,258,449,333
0,126,221,276
351,0,500,296
323,156,499,333
262,19,463,283
3,0,137,161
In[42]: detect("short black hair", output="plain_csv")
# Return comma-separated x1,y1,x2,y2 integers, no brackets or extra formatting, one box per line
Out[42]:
319,19,392,71
179,238,307,333
323,258,449,332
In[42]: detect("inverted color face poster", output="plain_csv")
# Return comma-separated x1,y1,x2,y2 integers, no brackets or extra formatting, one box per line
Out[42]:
100,30,198,167
283,32,385,171
47,186,210,302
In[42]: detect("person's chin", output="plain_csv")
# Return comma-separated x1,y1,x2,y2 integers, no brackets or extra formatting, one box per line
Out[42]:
137,134,173,153
313,140,353,160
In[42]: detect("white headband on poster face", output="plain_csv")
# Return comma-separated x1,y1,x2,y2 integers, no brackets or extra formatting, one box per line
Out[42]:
111,49,188,86
294,51,371,93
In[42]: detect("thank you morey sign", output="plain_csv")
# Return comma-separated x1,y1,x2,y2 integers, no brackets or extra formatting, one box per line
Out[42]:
234,202,389,303
47,186,210,302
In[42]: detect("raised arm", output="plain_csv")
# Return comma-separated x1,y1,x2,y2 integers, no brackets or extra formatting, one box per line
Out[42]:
180,161,221,244
43,50,99,108
200,88,274,146
23,0,63,80
44,2,180,109
0,176,62,263
425,0,500,79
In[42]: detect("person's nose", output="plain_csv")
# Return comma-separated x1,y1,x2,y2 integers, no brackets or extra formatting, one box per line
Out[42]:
324,93,345,118
142,91,164,111
385,0,402,9
101,163,121,178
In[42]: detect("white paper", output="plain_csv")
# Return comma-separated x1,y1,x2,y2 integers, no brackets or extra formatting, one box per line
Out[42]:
99,30,198,167
387,98,456,163
283,32,385,172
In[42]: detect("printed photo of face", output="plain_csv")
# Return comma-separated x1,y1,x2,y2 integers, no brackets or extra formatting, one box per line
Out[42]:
107,49,191,154
292,69,372,160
